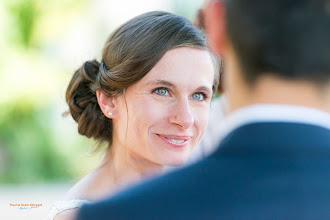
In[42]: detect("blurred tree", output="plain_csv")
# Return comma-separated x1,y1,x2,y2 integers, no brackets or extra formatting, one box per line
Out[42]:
0,101,72,183
5,0,40,49
0,0,97,184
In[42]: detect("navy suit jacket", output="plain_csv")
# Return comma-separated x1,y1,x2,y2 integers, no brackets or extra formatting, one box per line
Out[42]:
77,122,330,219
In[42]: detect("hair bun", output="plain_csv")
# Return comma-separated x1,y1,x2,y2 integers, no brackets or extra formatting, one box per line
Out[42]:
65,59,112,143
84,60,100,81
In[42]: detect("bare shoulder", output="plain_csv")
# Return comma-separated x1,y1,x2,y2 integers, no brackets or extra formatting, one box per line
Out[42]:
64,171,98,200
53,208,79,220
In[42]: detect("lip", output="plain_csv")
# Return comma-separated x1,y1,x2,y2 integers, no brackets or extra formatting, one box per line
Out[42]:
157,134,192,148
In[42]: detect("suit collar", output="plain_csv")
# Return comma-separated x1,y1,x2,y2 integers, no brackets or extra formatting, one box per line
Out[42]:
215,104,330,146
212,122,330,158
210,104,330,158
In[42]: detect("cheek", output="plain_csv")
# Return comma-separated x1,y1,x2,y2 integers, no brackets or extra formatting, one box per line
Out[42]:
193,106,211,135
129,99,169,134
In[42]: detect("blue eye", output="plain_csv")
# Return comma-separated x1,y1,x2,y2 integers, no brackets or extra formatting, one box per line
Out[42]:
155,88,169,96
192,93,204,101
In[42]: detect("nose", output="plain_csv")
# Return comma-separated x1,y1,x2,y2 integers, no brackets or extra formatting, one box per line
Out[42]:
169,99,194,129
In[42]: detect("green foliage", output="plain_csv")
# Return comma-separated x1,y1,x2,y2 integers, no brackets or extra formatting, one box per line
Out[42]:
5,0,40,49
0,0,97,184
0,101,71,183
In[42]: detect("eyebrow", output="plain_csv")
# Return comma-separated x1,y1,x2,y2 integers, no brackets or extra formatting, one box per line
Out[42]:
146,80,212,94
147,80,176,87
196,86,212,94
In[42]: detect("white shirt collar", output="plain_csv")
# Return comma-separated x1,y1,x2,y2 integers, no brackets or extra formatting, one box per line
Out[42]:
215,104,330,146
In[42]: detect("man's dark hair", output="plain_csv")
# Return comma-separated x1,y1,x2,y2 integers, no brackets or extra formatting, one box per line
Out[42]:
225,0,330,85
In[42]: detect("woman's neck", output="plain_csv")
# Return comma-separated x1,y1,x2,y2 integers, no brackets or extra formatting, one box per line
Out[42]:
97,142,164,188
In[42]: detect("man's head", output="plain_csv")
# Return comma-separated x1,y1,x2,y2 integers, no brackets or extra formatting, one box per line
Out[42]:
205,0,330,112
225,0,330,85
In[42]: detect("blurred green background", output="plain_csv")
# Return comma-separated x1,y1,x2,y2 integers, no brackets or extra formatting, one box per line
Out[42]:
0,0,204,184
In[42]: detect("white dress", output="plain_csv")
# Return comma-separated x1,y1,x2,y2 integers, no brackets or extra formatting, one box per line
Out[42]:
45,199,91,220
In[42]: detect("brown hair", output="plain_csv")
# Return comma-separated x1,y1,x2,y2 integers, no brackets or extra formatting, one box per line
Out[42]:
65,11,219,148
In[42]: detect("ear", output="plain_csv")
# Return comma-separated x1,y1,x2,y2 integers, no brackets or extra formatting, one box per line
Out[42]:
204,0,227,56
96,90,117,119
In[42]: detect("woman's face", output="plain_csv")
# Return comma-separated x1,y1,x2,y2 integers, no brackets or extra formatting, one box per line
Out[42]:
113,47,215,167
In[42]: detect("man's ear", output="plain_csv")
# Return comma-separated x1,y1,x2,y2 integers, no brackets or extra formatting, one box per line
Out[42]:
205,0,227,56
96,90,117,119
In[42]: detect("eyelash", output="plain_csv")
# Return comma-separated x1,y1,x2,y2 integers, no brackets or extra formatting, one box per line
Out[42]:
152,87,209,101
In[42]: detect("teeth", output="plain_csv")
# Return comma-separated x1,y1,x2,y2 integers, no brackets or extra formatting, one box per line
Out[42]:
166,138,185,144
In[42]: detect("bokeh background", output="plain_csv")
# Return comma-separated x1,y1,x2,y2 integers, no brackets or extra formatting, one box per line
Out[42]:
0,0,204,219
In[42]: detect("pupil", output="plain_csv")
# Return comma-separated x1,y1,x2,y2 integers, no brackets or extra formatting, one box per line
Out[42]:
193,94,200,100
159,89,166,95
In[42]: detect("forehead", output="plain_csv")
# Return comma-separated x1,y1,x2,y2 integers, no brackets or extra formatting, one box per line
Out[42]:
138,47,215,89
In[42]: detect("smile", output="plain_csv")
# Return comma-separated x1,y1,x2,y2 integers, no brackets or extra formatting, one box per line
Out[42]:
166,138,185,144
157,134,192,148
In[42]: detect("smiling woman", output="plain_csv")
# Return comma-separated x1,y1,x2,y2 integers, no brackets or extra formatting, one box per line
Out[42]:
47,11,219,220
109,47,215,167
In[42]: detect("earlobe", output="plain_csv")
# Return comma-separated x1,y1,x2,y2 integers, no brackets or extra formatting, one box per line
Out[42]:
96,90,116,118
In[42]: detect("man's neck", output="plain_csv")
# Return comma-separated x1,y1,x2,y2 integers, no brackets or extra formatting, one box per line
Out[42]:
228,74,330,114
